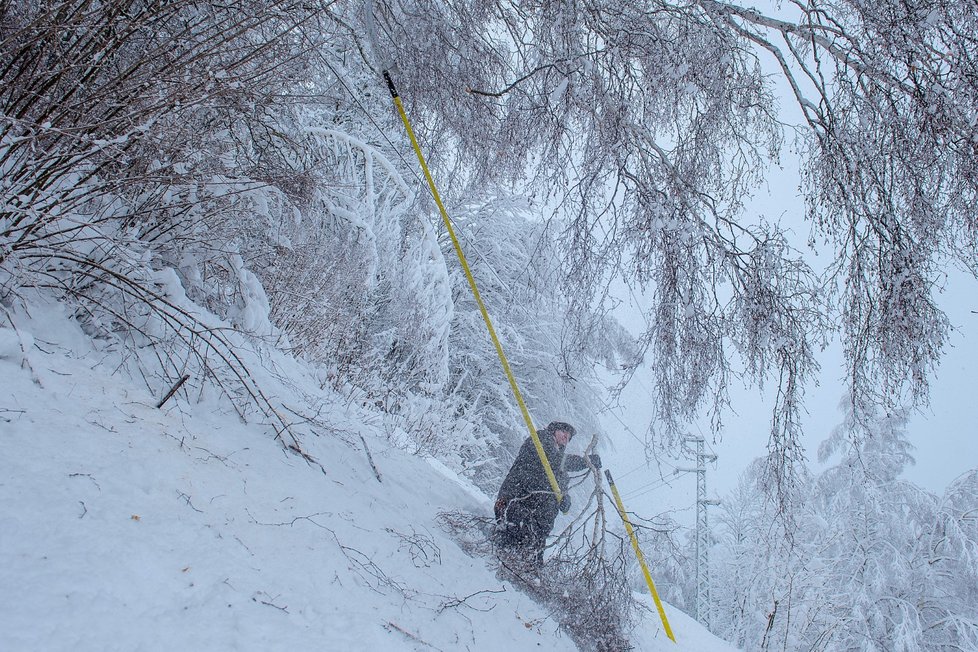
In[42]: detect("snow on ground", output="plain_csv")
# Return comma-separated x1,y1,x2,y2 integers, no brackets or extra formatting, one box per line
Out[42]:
0,296,738,652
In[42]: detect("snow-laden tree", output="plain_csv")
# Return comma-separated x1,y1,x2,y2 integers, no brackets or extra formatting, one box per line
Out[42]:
808,406,978,650
807,407,938,650
442,195,636,489
712,405,978,650
361,0,978,506
931,470,978,645
711,459,825,650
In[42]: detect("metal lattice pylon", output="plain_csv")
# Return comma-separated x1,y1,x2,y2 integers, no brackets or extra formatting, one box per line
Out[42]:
683,437,719,628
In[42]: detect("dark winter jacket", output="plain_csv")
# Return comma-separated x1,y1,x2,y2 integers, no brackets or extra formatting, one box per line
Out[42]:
495,431,588,547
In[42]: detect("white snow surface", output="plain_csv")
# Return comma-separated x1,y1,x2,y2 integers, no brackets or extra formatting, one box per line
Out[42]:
0,298,738,652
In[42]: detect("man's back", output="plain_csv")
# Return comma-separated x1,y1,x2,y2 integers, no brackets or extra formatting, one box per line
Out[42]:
498,433,562,501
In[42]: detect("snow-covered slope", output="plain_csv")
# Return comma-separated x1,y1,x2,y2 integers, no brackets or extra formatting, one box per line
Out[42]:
0,298,738,652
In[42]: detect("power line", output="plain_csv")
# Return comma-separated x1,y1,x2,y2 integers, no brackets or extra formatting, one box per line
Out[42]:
620,476,674,501
595,374,687,480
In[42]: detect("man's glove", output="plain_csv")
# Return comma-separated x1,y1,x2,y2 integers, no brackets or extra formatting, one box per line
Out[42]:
558,494,572,514
588,453,602,469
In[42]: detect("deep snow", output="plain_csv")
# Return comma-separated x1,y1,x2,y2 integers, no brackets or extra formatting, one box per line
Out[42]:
0,296,738,652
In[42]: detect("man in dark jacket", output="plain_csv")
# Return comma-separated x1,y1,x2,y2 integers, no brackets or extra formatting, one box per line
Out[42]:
493,420,601,565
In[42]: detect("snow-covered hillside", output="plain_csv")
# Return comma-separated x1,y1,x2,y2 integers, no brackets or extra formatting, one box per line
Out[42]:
0,297,737,652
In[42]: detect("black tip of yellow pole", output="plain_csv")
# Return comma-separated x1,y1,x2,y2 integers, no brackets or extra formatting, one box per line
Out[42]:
604,469,614,485
382,70,399,99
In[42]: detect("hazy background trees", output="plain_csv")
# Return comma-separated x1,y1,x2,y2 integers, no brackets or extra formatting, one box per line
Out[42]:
711,407,978,649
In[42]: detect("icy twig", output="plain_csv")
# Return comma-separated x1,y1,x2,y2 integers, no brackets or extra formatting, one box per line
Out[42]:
383,621,442,651
359,434,383,483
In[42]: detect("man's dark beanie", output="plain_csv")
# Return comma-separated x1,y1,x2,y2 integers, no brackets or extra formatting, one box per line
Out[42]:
546,421,576,439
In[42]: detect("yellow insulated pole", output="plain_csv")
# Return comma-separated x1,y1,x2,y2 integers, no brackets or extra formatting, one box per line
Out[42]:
380,70,564,503
605,469,677,643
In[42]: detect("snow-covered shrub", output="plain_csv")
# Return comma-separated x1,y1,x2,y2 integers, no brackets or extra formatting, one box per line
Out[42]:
0,0,345,449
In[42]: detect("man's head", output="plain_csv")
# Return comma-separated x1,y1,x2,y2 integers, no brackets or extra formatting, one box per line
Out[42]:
546,421,576,447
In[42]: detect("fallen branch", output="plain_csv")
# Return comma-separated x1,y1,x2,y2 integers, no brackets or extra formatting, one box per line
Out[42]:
156,373,190,408
2,308,42,387
384,621,442,651
253,591,289,613
437,587,505,614
359,434,382,483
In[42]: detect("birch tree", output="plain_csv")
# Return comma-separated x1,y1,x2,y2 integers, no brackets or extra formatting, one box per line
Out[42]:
363,0,978,507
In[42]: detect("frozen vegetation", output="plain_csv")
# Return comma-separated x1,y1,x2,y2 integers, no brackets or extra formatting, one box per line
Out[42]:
2,0,977,649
